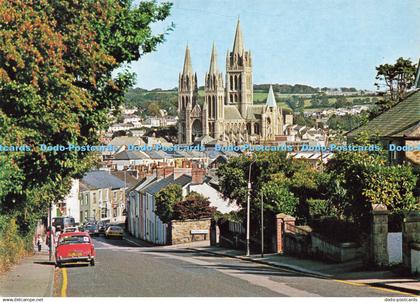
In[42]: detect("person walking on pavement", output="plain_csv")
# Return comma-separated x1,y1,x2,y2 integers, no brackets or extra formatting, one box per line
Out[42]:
36,234,43,252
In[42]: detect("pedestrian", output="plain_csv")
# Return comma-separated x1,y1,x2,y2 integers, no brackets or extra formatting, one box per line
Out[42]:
36,234,42,252
46,229,51,250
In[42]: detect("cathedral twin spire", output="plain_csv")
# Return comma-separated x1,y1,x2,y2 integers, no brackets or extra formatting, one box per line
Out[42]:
182,18,244,78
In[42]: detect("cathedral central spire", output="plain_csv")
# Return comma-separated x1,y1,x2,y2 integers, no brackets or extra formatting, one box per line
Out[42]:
183,45,193,75
209,43,218,74
232,18,244,55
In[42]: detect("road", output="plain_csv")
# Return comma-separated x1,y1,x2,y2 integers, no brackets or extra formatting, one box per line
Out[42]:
55,236,406,297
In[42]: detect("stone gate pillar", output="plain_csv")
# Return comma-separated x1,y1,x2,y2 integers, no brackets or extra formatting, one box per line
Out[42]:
371,204,389,267
402,212,420,272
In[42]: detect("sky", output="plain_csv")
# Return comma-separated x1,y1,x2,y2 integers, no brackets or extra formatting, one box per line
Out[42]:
130,0,420,90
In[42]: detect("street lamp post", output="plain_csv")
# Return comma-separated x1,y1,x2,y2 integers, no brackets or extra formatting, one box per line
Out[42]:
48,202,52,262
260,193,264,258
246,154,256,257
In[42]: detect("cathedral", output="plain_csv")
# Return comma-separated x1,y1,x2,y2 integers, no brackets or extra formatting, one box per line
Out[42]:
178,20,285,145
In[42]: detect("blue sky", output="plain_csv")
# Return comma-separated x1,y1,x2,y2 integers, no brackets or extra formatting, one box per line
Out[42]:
130,0,420,90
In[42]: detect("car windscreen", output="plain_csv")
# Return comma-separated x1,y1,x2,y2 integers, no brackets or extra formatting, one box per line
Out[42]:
59,235,90,245
110,227,122,231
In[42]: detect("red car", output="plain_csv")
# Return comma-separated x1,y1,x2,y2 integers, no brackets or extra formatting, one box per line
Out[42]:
55,232,96,267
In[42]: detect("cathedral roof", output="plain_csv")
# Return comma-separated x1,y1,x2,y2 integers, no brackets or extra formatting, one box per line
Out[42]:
209,43,218,74
183,45,193,75
245,105,265,120
232,19,244,55
265,85,277,108
224,106,243,120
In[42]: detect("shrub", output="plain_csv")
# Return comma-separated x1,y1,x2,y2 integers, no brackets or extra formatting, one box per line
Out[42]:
0,216,33,272
173,192,216,221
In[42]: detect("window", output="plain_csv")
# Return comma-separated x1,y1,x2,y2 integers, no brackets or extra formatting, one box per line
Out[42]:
93,192,96,204
84,210,88,220
113,192,117,202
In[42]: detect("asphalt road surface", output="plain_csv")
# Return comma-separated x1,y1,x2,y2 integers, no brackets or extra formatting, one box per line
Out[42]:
56,236,407,297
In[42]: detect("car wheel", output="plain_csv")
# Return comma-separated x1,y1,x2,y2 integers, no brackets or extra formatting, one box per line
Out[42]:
90,259,95,266
55,262,61,268
119,236,123,240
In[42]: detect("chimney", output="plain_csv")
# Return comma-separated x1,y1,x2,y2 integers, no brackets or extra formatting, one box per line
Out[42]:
191,167,206,184
156,166,174,178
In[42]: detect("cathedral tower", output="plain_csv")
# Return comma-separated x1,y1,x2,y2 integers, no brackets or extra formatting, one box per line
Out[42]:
178,45,198,144
204,43,225,139
226,19,253,117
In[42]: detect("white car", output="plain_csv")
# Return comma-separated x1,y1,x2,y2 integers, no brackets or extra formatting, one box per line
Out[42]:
63,226,80,233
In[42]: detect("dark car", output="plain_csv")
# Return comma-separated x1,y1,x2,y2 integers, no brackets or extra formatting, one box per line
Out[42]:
97,223,107,235
84,224,99,237
52,216,75,232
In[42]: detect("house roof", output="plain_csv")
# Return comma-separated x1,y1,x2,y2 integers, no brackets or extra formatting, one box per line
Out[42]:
81,170,126,190
113,150,150,160
143,175,192,195
110,171,140,190
109,136,145,147
348,90,420,138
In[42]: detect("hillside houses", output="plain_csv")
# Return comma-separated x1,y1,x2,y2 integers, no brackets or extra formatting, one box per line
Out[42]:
127,167,237,245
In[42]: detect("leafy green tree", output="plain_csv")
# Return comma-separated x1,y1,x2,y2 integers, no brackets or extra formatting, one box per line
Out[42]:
374,57,417,114
155,184,182,224
147,102,161,116
0,0,172,236
327,151,418,229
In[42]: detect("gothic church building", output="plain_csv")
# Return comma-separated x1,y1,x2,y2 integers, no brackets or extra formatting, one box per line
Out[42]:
178,20,284,144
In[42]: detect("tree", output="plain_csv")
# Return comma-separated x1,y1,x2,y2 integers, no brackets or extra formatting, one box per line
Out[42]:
173,192,216,220
147,102,161,116
155,184,182,224
326,151,418,230
374,57,417,113
0,0,172,235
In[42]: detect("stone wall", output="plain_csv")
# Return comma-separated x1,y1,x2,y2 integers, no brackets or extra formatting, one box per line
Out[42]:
169,218,211,245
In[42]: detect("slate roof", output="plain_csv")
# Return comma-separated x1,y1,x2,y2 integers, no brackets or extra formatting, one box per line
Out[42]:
113,150,150,160
143,175,192,195
147,150,173,159
108,136,145,146
81,170,126,190
348,90,420,138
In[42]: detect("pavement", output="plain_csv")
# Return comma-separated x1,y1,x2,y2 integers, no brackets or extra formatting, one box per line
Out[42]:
0,242,55,297
185,241,420,296
0,234,418,297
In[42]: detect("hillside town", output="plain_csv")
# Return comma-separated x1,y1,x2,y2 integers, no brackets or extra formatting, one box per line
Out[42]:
0,1,419,298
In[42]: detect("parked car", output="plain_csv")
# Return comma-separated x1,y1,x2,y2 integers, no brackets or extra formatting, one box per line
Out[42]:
84,224,99,237
97,222,109,235
105,226,124,239
55,232,96,267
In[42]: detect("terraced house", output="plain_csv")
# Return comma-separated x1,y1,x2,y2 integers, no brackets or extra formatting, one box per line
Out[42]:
79,170,127,224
